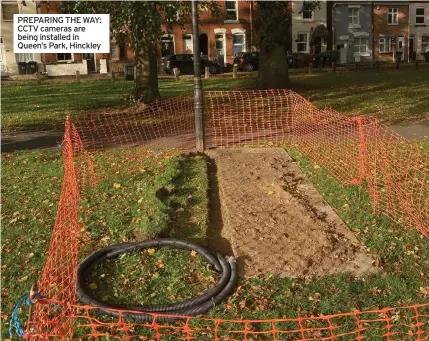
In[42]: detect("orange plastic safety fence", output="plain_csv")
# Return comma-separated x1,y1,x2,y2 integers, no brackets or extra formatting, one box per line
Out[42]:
28,300,429,341
28,91,428,340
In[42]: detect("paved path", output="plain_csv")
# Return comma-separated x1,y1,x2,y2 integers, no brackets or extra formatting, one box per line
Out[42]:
1,130,63,153
2,119,428,153
388,120,429,140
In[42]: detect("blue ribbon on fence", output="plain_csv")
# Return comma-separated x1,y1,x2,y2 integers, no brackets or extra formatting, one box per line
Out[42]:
9,292,47,339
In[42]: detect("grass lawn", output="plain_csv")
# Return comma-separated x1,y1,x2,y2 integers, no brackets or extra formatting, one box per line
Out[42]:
2,145,429,340
1,147,210,339
2,68,428,131
0,77,254,131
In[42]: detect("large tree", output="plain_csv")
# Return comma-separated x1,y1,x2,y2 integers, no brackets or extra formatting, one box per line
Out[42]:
55,1,219,103
254,1,320,89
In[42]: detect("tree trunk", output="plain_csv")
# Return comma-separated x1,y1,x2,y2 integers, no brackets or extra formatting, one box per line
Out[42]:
133,43,161,103
257,43,290,89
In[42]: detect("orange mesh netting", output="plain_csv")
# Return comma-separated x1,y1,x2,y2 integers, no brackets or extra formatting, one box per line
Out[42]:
26,90,428,340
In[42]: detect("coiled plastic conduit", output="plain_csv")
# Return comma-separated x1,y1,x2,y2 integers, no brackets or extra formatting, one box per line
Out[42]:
77,238,238,322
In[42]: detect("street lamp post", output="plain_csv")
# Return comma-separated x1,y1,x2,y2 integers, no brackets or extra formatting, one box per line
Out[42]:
192,0,205,151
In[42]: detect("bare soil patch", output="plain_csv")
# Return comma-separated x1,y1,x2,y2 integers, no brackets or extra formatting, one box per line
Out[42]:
208,148,375,278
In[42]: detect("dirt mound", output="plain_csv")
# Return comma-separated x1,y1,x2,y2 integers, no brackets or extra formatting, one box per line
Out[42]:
208,148,375,278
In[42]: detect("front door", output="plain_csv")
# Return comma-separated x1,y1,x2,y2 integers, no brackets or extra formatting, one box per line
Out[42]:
340,40,348,64
215,34,225,67
409,36,415,62
314,37,322,54
397,36,405,61
83,53,96,72
183,34,193,54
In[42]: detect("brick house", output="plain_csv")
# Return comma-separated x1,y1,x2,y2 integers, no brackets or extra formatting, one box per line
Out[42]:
373,2,409,62
40,0,256,74
39,1,113,76
161,0,256,67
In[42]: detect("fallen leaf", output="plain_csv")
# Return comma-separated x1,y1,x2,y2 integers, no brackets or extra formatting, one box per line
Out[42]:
89,283,98,290
267,191,274,195
147,248,156,255
419,287,429,295
18,276,28,283
190,250,197,257
113,183,121,189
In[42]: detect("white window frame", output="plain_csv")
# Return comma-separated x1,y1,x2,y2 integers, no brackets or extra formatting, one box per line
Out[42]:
56,53,73,62
182,33,193,54
110,44,118,59
348,6,360,27
232,33,246,56
0,36,4,64
353,36,368,55
416,7,425,25
296,32,308,53
224,0,238,22
422,35,429,53
379,37,393,53
1,2,19,21
388,8,398,25
302,7,313,21
214,28,226,64
160,34,175,57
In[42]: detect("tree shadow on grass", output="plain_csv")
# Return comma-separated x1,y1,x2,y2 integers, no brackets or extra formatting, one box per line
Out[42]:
167,154,212,246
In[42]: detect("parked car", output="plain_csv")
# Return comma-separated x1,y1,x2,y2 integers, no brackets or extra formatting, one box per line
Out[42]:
233,52,260,71
161,54,221,75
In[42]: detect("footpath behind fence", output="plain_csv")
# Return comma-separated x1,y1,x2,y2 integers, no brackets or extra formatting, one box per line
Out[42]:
26,90,428,340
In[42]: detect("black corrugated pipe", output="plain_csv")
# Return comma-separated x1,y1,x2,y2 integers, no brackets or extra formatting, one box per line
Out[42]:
77,238,238,322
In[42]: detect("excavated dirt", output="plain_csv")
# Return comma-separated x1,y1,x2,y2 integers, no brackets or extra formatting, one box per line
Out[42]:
207,148,375,278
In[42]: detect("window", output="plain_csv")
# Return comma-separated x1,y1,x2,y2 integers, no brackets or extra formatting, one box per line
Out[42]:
348,7,359,25
215,33,225,64
110,45,117,59
2,3,19,21
161,35,175,57
183,34,193,53
0,37,3,63
379,37,393,53
353,36,367,54
233,34,245,56
302,8,313,20
422,36,429,53
57,53,72,61
15,53,34,62
215,34,224,49
225,0,238,21
416,7,425,25
388,8,398,25
165,3,180,22
296,33,308,52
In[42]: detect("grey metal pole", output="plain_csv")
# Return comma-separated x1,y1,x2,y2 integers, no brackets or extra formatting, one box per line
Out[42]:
192,0,205,151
